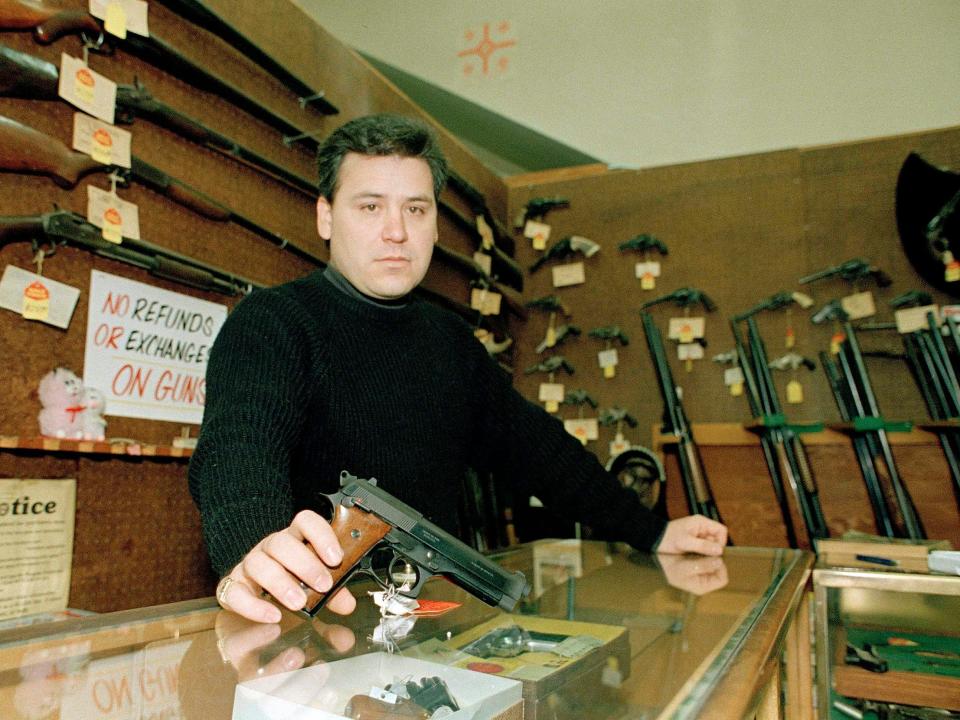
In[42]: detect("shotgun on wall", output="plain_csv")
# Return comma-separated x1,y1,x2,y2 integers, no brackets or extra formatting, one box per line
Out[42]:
0,209,260,296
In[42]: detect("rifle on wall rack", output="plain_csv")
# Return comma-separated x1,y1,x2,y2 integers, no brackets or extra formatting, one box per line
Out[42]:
0,209,259,296
731,292,829,547
0,43,316,195
0,0,329,149
151,0,338,114
640,311,726,526
446,170,516,256
0,113,321,262
823,322,926,539
897,306,960,508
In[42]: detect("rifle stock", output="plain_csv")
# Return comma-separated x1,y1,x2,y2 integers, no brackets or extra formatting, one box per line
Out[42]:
0,114,99,187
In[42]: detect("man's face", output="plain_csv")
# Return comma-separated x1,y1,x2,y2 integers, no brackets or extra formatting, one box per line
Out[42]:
316,153,438,300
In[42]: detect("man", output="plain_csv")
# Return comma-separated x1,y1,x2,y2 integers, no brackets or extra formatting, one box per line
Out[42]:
188,114,727,624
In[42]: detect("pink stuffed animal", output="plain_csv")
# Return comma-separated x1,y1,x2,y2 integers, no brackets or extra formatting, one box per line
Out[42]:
37,368,86,439
80,387,107,441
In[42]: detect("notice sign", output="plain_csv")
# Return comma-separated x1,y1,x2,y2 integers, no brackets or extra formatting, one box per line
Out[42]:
0,479,76,621
83,270,228,424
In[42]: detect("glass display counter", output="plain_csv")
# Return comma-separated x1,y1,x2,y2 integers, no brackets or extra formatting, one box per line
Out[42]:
0,542,811,720
813,561,960,719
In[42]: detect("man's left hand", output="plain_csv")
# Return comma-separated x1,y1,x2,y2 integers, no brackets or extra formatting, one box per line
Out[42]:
656,515,728,556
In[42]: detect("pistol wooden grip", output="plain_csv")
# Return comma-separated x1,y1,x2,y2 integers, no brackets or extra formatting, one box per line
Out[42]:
301,503,391,613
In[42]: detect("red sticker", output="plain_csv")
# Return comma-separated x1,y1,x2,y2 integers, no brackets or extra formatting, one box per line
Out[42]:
466,662,505,674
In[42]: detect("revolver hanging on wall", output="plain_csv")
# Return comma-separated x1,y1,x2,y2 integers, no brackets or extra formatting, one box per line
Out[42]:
301,471,529,616
529,235,601,273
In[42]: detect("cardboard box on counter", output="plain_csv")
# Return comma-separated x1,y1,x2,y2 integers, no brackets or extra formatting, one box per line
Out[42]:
407,614,631,719
233,652,522,720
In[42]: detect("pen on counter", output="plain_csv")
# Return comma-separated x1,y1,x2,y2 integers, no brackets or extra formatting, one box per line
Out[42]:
855,554,898,567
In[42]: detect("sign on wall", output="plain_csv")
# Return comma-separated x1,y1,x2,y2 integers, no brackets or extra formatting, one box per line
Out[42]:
83,270,228,425
0,479,76,621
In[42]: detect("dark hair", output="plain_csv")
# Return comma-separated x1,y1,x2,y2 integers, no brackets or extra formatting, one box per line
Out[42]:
316,114,448,201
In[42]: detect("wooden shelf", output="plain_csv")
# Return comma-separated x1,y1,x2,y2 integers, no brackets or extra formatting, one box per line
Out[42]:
0,435,193,459
650,422,944,452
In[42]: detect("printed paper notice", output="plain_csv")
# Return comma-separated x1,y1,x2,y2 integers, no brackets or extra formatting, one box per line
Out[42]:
0,479,76,621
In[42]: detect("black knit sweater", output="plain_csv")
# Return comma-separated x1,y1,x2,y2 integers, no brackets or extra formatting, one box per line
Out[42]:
188,270,667,576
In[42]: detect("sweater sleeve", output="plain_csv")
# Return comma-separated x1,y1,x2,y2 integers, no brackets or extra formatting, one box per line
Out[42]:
188,290,314,576
468,339,668,551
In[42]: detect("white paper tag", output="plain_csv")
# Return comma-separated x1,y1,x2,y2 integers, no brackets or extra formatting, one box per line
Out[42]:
598,348,619,368
724,366,745,386
894,304,939,334
538,382,565,402
609,433,631,457
552,261,586,287
524,219,551,243
469,287,501,316
634,261,661,278
472,251,492,276
942,305,960,322
58,54,117,124
0,265,81,329
89,0,150,37
668,317,705,341
840,290,876,320
87,185,141,241
564,418,599,443
677,342,704,360
72,112,131,167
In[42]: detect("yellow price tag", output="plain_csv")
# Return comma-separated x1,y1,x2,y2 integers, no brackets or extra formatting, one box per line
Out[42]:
640,273,655,290
729,381,743,397
830,332,844,355
104,1,128,39
545,400,559,413
73,66,96,105
91,127,113,164
679,325,694,343
102,207,124,244
947,262,960,282
22,280,50,321
544,326,556,348
786,380,804,404
603,365,615,379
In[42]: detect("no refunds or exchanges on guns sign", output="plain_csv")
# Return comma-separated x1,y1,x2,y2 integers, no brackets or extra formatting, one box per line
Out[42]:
83,270,228,424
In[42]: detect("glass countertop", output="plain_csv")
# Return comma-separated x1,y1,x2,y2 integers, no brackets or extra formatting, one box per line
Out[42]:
0,542,809,720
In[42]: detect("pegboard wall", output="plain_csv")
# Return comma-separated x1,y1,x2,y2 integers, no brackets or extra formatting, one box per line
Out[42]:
506,126,960,548
0,0,515,611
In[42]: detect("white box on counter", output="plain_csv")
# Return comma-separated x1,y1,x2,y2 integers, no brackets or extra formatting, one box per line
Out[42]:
233,651,522,720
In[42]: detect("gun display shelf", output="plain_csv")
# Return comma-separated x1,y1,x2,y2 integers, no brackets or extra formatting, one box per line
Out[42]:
0,542,815,720
813,561,960,715
648,422,960,550
0,435,192,459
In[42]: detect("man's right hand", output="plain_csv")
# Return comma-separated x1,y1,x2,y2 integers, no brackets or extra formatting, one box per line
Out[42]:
216,510,356,623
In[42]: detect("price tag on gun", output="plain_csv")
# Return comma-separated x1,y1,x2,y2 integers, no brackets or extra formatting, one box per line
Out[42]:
298,471,529,617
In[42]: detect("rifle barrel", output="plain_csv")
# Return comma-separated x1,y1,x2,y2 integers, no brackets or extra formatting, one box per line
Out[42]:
152,0,338,114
